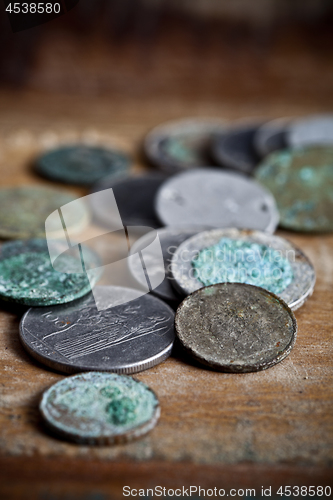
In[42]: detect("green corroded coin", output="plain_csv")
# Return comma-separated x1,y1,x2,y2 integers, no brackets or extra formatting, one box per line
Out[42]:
36,145,130,186
40,372,160,444
255,147,333,232
0,186,89,239
0,239,100,306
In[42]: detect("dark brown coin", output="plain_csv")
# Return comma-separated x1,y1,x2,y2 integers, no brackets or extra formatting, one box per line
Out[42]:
175,282,297,373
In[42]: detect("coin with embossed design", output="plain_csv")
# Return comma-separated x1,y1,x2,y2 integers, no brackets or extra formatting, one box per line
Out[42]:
40,371,160,444
20,286,175,374
175,282,297,372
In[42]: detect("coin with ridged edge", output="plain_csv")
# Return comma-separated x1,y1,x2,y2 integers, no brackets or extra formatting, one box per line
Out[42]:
36,145,130,186
170,228,315,311
0,239,100,306
20,286,175,374
0,186,89,239
40,372,160,445
175,282,297,373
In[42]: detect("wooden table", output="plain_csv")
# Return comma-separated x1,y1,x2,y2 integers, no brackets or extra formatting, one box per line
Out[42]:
0,86,332,499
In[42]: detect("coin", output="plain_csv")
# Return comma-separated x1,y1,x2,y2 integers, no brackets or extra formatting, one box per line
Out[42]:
170,228,315,310
128,227,207,305
36,145,130,186
144,118,225,174
155,169,279,233
254,118,289,158
91,173,167,228
40,372,160,444
211,123,262,175
255,146,333,232
175,282,297,373
0,186,89,239
288,114,333,148
0,239,100,306
20,286,175,374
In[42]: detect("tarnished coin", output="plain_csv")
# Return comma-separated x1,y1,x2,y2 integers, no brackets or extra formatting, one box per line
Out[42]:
144,118,225,173
40,372,160,444
155,169,279,233
128,227,207,305
20,286,175,374
91,174,167,228
0,186,89,239
0,239,100,306
175,282,297,373
211,123,262,175
36,145,130,186
170,228,315,310
254,118,289,158
288,114,333,148
255,147,333,232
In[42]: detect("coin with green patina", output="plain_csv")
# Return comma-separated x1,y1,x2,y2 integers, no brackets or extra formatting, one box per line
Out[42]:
0,239,100,306
40,372,160,444
36,145,130,186
175,282,297,373
0,186,89,239
255,147,333,232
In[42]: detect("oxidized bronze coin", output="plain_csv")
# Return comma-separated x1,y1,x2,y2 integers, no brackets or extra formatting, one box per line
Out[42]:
40,372,160,445
175,282,297,373
0,186,89,239
255,147,333,232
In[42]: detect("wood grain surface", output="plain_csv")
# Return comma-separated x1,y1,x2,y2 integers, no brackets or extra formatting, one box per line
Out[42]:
0,87,332,499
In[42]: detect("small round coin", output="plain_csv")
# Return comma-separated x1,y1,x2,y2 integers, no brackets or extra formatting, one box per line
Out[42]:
91,173,168,228
211,123,262,175
175,282,297,373
254,118,289,158
40,371,160,445
128,227,207,305
0,186,89,239
0,239,100,306
155,168,279,233
255,146,333,232
144,118,225,173
36,145,130,186
20,286,175,374
170,228,315,310
288,114,333,148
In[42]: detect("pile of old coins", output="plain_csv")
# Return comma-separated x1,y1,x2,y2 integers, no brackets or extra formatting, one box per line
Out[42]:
1,113,332,444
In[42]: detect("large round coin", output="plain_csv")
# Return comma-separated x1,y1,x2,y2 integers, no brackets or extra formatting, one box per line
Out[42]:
211,122,262,175
175,282,297,373
288,114,333,148
128,227,207,305
91,173,167,228
20,286,175,374
0,239,100,306
170,228,315,310
0,186,89,239
144,118,225,174
254,118,289,158
40,372,160,444
155,169,279,232
36,145,130,186
255,146,333,232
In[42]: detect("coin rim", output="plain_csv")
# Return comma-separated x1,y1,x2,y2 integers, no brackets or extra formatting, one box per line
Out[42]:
175,282,298,373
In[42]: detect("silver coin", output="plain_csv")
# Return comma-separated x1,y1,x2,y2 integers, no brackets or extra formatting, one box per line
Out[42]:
144,118,225,174
128,227,207,305
20,286,175,374
254,117,290,158
175,282,297,373
155,168,279,233
171,228,315,311
288,114,333,148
